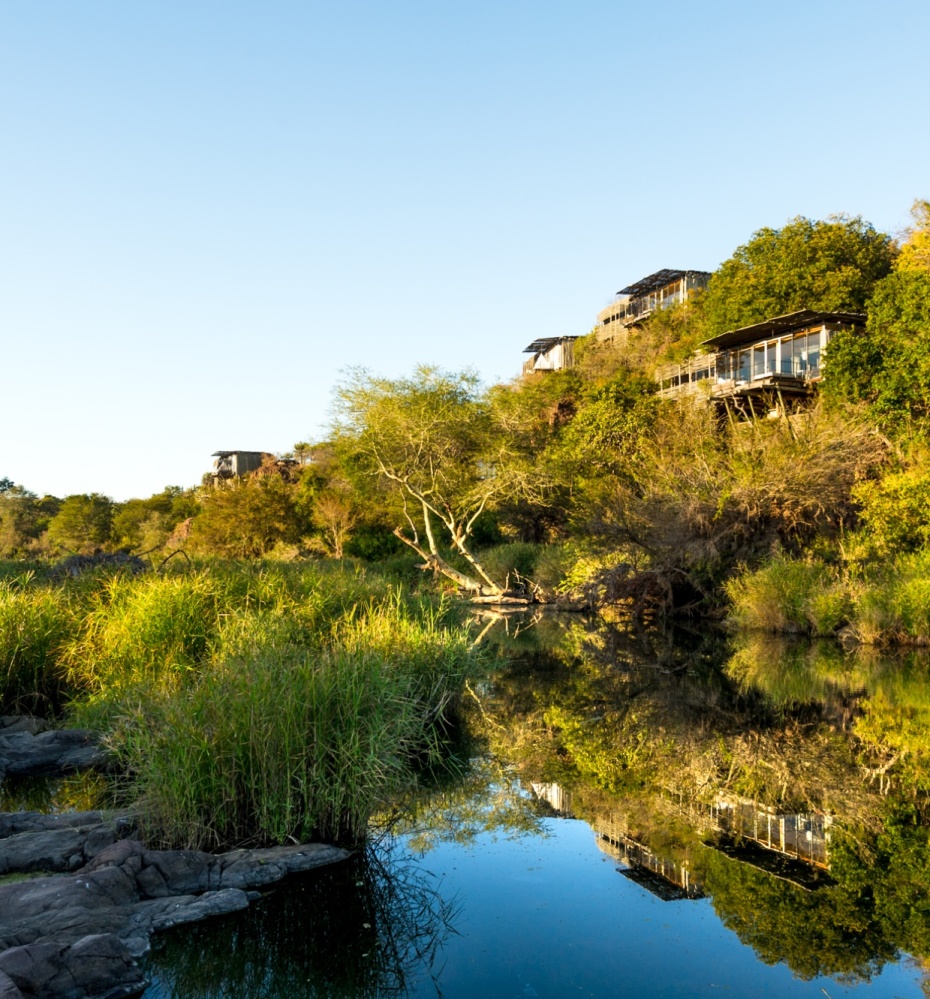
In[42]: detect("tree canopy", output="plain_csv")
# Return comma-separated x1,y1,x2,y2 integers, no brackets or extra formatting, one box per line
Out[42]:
333,367,543,593
46,493,114,553
703,215,896,335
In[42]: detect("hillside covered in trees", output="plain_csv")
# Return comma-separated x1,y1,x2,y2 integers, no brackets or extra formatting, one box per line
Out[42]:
4,202,930,639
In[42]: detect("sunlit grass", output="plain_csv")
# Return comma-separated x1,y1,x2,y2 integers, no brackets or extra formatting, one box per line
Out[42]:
0,558,483,848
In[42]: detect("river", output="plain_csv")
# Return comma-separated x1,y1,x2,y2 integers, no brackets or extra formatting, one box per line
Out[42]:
131,613,930,996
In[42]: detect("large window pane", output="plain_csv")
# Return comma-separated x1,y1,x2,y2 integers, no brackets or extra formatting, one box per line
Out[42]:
738,349,750,381
780,337,794,374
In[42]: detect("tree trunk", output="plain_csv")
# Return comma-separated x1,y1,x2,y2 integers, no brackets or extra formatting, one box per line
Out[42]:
392,529,490,593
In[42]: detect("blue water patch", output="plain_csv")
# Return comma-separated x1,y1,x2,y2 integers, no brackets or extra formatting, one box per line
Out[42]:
142,814,924,999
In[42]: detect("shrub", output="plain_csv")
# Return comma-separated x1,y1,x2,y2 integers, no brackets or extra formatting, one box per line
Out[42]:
471,543,542,588
725,557,846,635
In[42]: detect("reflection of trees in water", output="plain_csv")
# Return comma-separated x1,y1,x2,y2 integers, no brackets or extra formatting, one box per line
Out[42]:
0,771,110,814
383,755,550,854
698,846,894,983
145,844,458,999
468,615,930,980
727,632,930,798
471,616,867,816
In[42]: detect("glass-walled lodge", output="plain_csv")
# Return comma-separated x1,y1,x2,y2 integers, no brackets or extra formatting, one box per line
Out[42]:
598,269,711,337
656,311,866,404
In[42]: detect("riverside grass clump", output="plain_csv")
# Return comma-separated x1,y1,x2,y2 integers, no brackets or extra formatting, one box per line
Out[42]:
724,557,849,636
67,561,395,695
0,574,75,713
108,602,482,850
0,557,482,849
725,549,930,645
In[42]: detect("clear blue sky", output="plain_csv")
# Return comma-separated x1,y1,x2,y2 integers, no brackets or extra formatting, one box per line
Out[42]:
3,0,928,500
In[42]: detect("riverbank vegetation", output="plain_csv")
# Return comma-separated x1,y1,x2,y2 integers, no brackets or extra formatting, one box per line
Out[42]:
3,200,930,853
0,561,483,848
5,202,930,636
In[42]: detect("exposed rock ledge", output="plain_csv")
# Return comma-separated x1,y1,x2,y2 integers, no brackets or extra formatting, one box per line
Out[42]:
0,829,352,999
0,718,108,779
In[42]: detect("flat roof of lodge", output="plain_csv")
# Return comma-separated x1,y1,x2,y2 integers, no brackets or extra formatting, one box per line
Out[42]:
617,269,711,297
702,310,866,350
523,336,579,353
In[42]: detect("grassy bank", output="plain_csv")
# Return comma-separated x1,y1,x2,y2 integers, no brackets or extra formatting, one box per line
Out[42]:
0,559,484,848
725,551,930,645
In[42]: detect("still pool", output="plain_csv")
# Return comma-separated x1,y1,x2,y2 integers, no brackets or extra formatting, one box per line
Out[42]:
141,813,925,998
140,619,930,998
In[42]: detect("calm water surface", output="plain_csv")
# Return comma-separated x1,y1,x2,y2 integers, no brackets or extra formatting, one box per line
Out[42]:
140,615,930,998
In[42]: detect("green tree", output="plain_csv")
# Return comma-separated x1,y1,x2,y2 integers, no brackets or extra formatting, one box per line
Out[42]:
897,198,930,275
292,441,313,466
333,367,541,594
111,486,200,552
46,493,113,553
703,215,895,335
824,269,930,438
0,486,61,556
189,478,305,558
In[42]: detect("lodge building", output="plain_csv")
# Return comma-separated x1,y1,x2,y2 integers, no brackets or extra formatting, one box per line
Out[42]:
597,268,711,340
654,310,865,414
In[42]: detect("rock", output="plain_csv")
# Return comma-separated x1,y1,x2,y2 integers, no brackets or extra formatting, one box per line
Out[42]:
0,970,24,999
130,888,250,937
0,729,109,778
0,719,48,737
0,814,136,876
51,553,147,579
0,832,351,998
0,942,63,994
0,935,144,999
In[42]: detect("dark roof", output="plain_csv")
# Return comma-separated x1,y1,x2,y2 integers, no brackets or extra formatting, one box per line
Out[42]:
702,310,866,350
211,450,264,458
523,336,579,353
618,269,711,297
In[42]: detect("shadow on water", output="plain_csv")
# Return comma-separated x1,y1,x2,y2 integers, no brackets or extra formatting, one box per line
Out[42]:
143,841,460,999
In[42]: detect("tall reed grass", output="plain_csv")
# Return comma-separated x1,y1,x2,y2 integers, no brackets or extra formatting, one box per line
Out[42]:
725,557,849,635
111,604,481,849
1,557,482,848
0,576,74,713
726,549,930,645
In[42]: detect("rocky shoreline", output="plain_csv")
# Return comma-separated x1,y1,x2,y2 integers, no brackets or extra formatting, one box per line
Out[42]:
0,719,352,999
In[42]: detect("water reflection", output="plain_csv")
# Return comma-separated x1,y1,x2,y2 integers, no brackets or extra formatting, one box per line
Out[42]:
0,770,109,814
147,613,930,996
463,613,930,986
144,844,459,999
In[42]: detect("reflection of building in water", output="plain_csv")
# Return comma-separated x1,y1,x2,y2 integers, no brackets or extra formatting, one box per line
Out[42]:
530,782,574,817
528,780,830,898
706,797,831,869
593,814,703,901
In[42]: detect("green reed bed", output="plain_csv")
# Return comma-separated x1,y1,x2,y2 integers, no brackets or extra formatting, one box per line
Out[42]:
724,557,849,636
108,604,482,849
1,557,481,848
0,574,75,713
725,550,930,644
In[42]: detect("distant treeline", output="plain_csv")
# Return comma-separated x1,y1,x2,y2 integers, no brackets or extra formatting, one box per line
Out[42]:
4,203,930,635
